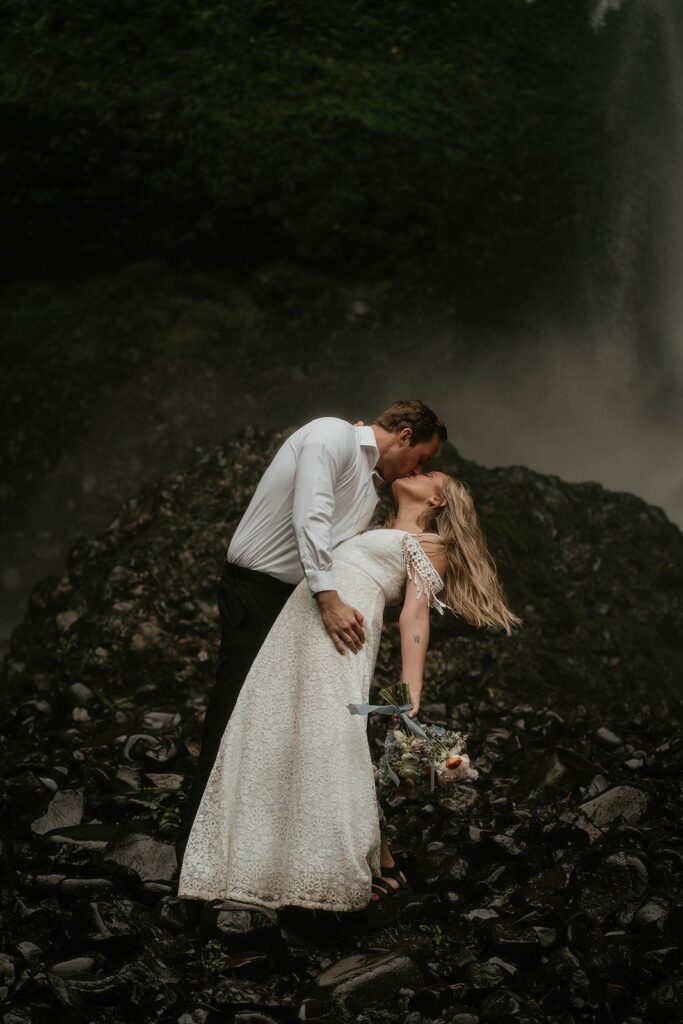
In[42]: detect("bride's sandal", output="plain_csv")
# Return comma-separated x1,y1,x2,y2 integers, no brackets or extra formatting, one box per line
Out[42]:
370,863,410,902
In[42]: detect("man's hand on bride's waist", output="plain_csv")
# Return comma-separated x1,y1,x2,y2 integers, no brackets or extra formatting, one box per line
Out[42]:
314,590,366,656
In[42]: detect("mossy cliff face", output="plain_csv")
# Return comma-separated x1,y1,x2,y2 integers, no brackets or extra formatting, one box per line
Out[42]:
3,430,681,714
0,431,682,1023
1,0,603,310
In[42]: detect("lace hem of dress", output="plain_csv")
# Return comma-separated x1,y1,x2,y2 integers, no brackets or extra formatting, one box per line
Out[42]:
402,533,449,614
178,883,371,913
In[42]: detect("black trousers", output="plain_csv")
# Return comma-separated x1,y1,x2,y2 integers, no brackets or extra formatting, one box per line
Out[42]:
175,560,295,867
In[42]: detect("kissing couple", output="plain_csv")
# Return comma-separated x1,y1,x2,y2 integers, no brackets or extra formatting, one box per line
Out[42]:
175,399,521,911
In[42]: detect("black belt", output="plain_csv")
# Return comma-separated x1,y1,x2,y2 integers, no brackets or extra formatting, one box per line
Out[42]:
223,560,296,594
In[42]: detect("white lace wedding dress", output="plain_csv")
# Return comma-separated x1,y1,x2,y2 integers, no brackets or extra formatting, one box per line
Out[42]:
177,528,447,912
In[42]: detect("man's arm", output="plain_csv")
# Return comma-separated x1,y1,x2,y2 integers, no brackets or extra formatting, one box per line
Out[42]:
291,427,366,655
291,437,339,594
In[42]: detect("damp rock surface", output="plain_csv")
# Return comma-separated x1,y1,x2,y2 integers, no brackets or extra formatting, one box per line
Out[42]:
0,429,681,1023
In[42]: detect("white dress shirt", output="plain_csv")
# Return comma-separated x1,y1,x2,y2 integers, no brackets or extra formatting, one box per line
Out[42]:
227,418,381,593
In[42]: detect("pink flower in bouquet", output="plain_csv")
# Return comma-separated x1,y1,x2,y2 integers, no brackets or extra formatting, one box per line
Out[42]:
437,752,478,786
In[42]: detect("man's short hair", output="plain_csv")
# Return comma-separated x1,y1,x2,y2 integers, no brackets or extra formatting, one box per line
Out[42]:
375,399,447,445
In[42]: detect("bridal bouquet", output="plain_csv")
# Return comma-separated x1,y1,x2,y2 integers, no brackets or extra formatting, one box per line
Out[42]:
347,681,478,797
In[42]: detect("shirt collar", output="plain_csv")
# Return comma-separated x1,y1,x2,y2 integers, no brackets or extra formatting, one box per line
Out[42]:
354,424,380,469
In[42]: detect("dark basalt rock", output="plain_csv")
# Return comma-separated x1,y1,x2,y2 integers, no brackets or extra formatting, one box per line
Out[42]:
30,789,85,835
303,950,422,1014
0,430,681,1023
198,901,281,953
577,852,649,924
102,827,177,882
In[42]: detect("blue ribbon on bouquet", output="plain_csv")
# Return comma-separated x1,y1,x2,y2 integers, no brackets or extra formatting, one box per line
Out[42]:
347,700,436,794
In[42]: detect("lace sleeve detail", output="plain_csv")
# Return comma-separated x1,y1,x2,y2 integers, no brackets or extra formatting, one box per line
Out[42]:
401,533,449,615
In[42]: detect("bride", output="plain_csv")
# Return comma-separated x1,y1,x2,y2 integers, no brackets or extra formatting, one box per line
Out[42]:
177,469,521,911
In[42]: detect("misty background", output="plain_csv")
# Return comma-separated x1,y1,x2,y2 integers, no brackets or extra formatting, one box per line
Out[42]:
1,0,682,654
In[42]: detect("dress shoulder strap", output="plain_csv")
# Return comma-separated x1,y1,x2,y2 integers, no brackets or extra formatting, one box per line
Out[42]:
401,533,450,615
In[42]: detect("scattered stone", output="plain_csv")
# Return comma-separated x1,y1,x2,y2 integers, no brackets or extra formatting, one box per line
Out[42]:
69,683,94,704
633,899,669,931
578,853,649,924
143,772,184,790
198,901,281,953
142,711,182,731
594,726,623,748
56,609,83,632
1,430,682,1024
468,959,507,989
31,790,85,835
102,829,176,882
49,955,108,978
60,877,116,897
305,951,421,1013
561,784,650,841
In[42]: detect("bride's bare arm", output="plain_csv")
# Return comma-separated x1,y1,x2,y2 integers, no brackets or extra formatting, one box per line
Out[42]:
398,578,431,718
398,538,447,718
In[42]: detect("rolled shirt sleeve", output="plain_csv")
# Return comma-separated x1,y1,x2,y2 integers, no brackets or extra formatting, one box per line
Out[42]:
292,428,348,593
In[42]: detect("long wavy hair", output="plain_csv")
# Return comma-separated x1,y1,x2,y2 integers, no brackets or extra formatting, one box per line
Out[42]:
385,474,523,636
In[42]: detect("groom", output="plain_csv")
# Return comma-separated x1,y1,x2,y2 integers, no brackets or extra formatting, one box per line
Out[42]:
175,399,447,867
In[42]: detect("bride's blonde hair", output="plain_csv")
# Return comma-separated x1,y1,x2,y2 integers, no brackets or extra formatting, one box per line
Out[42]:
385,474,523,636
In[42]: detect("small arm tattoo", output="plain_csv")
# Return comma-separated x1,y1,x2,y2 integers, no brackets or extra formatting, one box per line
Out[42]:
412,634,422,644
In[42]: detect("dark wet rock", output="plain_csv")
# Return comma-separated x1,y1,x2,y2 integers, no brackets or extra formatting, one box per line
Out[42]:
521,746,598,802
232,1015,288,1024
134,879,175,904
462,908,500,922
198,901,281,954
177,1012,210,1024
304,951,421,1013
647,968,683,1013
561,784,651,842
143,771,184,790
67,899,142,950
478,986,521,1019
637,946,681,982
632,898,669,931
16,942,42,965
446,856,470,882
121,733,178,764
546,947,590,1009
61,877,116,897
594,726,623,749
468,959,508,990
577,852,649,924
532,926,557,949
30,789,85,835
44,824,116,848
1,430,682,1024
153,895,189,931
519,862,573,908
407,985,450,1015
491,924,543,967
69,682,94,704
48,954,109,978
115,766,142,789
102,828,176,882
63,970,128,1007
662,904,683,937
